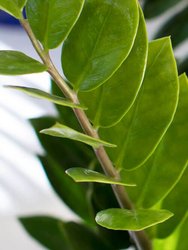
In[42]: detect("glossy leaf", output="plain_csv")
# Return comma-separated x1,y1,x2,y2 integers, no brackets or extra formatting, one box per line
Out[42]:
155,7,188,48
0,51,47,75
0,0,26,18
41,123,116,148
143,0,179,18
79,8,148,127
156,167,188,238
26,0,84,49
124,74,188,208
62,0,139,91
100,37,179,170
96,208,173,231
20,216,110,250
66,168,136,186
5,85,86,109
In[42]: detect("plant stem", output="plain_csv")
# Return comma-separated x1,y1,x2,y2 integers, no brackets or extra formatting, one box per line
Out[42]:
20,19,152,250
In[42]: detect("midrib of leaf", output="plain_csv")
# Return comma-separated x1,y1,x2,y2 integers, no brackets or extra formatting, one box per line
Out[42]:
75,4,112,89
115,84,146,168
58,222,74,250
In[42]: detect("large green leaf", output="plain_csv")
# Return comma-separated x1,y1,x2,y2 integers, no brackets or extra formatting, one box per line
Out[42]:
153,214,188,250
31,117,95,224
0,51,46,75
143,0,179,18
79,8,148,127
5,86,86,109
100,37,179,170
155,6,188,48
0,0,26,18
26,0,84,49
96,208,173,231
20,216,110,250
62,0,139,91
156,167,188,238
41,123,116,148
123,74,188,208
66,168,136,186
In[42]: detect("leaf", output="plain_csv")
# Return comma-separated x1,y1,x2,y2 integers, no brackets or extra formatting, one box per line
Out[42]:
0,0,26,18
155,6,188,48
100,37,179,170
5,86,86,109
66,168,136,186
123,74,188,208
41,123,116,148
20,216,110,250
96,208,173,231
31,117,95,224
26,0,84,49
79,8,148,127
143,0,179,18
62,0,139,91
0,51,47,75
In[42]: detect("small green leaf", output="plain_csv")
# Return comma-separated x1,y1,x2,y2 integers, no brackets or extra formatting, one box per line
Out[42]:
96,208,173,231
5,86,86,109
79,7,148,127
0,0,25,18
0,51,47,75
100,37,179,170
66,168,136,186
26,0,84,49
62,0,139,91
40,123,116,148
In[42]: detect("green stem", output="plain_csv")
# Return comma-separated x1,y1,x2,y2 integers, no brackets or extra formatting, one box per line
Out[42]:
20,19,152,250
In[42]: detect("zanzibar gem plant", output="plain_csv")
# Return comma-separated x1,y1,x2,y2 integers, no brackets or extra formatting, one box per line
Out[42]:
1,0,188,250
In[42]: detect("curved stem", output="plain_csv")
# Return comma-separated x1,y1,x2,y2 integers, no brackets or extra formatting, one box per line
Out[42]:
20,19,152,250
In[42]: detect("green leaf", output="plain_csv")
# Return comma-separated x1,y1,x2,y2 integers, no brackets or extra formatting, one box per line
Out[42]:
62,0,139,91
123,74,188,208
143,0,179,18
79,8,148,127
31,117,95,224
41,123,116,148
0,0,26,18
66,168,136,186
96,208,173,231
155,6,188,48
0,51,47,75
26,0,84,49
100,37,179,170
20,216,110,250
5,86,86,109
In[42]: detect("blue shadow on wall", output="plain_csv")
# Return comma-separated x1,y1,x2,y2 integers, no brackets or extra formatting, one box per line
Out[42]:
0,10,24,26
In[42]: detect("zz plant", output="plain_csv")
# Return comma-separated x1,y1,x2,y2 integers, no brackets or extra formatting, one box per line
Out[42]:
1,0,188,250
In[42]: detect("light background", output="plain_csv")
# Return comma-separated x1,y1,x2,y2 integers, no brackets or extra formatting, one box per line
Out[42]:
0,2,188,249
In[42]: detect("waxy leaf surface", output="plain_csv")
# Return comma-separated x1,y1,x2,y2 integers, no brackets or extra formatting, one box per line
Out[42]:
124,74,188,208
96,208,173,231
0,51,46,75
20,216,110,250
100,37,179,170
41,123,116,148
0,0,26,18
79,8,148,127
5,86,85,109
66,168,136,186
26,0,84,49
62,0,139,91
